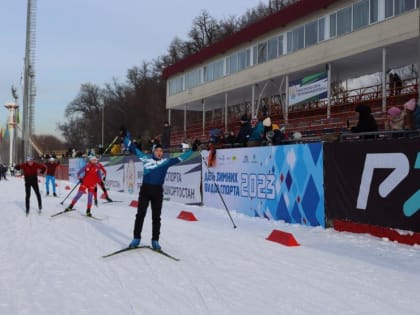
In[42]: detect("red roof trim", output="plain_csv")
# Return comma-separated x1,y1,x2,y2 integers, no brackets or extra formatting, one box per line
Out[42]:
162,0,338,79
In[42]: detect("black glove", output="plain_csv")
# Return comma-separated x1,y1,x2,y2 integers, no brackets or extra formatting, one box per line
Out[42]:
79,177,84,184
103,176,106,182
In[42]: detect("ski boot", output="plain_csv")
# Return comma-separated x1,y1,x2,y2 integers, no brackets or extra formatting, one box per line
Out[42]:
129,238,141,248
151,240,161,250
86,208,92,217
64,205,73,212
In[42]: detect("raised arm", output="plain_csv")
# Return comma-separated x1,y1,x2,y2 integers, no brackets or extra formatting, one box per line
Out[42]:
133,147,147,159
178,149,193,161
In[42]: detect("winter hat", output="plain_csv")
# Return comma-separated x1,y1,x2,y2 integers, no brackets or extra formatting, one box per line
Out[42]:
404,98,416,111
240,114,249,123
26,156,34,162
272,123,280,131
49,157,55,162
355,104,371,115
153,144,163,151
263,117,272,127
89,155,98,161
387,107,401,117
293,131,302,140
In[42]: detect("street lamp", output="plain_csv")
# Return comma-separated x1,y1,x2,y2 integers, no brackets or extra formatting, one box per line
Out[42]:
101,102,104,148
4,102,19,166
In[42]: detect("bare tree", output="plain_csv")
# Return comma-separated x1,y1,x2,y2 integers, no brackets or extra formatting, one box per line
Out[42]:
58,83,103,148
188,10,221,52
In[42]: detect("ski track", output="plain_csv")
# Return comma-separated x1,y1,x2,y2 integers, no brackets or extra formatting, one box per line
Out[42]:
1,177,420,314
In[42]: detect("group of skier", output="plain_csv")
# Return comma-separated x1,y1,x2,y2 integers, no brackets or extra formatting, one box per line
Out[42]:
16,142,192,251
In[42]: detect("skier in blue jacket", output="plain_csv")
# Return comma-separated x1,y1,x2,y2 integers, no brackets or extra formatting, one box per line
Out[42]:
129,144,192,250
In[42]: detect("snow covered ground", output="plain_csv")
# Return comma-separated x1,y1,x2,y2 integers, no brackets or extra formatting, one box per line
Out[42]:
1,176,420,315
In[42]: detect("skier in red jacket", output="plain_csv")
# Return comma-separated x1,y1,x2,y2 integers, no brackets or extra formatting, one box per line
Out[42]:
15,157,47,215
93,160,112,205
63,155,102,217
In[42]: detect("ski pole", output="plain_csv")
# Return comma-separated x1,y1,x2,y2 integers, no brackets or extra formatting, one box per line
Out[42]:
60,182,80,205
201,152,237,229
102,136,118,155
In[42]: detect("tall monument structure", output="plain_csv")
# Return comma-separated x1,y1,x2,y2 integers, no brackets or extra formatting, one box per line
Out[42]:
22,0,37,158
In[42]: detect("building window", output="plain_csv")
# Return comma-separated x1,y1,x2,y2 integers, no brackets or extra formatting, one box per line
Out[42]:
287,25,304,53
395,0,415,14
318,18,325,41
253,42,268,64
185,68,202,88
268,37,278,60
168,75,184,95
305,20,318,47
238,49,250,71
226,54,238,75
277,35,284,56
385,0,394,17
353,0,369,30
330,13,337,37
337,6,352,36
204,59,224,82
370,0,379,23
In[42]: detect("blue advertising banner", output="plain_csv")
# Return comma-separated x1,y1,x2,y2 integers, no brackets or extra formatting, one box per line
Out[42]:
202,143,325,227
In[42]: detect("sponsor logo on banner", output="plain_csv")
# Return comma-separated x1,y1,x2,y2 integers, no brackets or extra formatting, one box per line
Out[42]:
324,141,420,232
357,152,420,217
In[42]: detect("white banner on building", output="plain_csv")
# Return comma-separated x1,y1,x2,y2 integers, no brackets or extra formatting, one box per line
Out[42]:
288,72,328,106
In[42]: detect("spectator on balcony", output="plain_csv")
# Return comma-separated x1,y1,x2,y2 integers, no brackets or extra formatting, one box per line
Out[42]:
161,121,171,150
180,137,191,152
385,106,405,131
263,117,287,145
388,71,395,96
249,115,265,144
388,71,402,96
403,98,420,130
147,137,160,152
266,125,287,145
236,113,253,146
192,138,202,151
350,104,378,133
209,128,222,144
262,116,273,140
225,130,237,146
394,73,402,95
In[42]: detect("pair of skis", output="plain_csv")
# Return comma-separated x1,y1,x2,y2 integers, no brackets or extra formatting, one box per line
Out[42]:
102,245,180,261
50,209,104,220
50,207,179,261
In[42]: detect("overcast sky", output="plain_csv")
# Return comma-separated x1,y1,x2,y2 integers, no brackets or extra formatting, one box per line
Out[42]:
0,0,261,137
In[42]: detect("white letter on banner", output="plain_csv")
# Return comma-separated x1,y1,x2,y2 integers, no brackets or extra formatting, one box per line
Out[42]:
356,153,409,210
